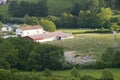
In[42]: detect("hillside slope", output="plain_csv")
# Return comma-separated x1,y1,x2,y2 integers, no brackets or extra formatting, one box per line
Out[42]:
0,0,72,16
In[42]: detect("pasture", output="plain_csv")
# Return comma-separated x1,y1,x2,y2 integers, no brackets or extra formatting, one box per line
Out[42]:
48,32,120,57
52,68,120,80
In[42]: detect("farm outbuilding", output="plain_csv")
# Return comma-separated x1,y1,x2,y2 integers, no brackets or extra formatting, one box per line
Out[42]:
16,25,74,42
24,32,74,42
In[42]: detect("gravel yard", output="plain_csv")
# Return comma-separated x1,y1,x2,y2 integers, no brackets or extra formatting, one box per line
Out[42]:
64,51,96,64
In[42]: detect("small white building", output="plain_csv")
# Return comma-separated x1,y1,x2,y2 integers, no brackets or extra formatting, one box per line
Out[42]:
0,0,7,4
1,27,13,32
16,25,45,37
1,24,13,32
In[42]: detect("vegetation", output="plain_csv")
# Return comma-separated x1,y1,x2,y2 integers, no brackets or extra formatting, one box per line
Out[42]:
0,68,117,80
48,33,120,55
101,69,114,80
8,0,48,17
101,44,120,68
39,19,56,32
0,0,120,30
0,0,120,79
0,37,66,70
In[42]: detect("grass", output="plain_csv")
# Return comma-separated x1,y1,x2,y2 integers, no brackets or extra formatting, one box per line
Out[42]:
1,68,120,80
57,28,96,34
0,0,72,16
52,68,120,80
47,33,120,57
0,4,8,17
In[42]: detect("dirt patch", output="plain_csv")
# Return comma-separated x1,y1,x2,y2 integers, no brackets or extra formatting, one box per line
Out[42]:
64,51,96,64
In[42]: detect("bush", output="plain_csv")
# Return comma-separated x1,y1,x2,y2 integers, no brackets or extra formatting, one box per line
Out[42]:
39,19,56,32
101,69,114,80
101,45,120,68
70,67,81,78
43,68,52,77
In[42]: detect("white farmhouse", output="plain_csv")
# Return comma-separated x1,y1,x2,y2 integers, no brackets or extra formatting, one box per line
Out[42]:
16,25,45,37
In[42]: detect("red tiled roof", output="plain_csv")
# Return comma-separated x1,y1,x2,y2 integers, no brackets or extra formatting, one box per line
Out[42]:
26,32,71,40
19,25,43,30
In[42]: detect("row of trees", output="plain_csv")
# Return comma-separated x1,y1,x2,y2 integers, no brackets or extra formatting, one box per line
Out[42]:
0,37,68,71
8,0,120,17
23,8,120,29
0,68,114,80
0,0,118,30
8,0,48,17
1,8,120,31
71,0,120,16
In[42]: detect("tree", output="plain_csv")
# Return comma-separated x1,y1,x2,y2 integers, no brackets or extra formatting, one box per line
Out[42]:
78,10,99,28
0,40,18,69
101,69,114,80
101,44,120,68
39,19,56,32
59,12,77,28
8,1,19,17
110,23,120,32
89,0,99,13
8,0,48,17
70,67,80,78
71,1,81,16
17,1,29,17
97,8,112,28
99,0,107,8
43,68,52,77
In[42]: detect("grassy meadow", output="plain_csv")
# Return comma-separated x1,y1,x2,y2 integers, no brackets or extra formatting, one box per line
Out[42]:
52,68,120,80
8,68,120,80
48,29,120,57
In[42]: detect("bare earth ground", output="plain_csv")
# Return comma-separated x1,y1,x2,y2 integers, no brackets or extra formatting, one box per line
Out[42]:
64,51,96,64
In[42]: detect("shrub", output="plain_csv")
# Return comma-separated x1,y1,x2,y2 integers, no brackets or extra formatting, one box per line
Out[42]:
70,67,81,78
43,68,52,77
101,69,114,80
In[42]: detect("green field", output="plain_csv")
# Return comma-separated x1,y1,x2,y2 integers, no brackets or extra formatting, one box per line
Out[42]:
47,32,120,57
52,68,120,80
1,68,120,80
0,5,8,17
0,0,72,16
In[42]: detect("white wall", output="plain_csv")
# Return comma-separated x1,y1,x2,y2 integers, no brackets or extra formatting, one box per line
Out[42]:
36,37,55,42
2,27,13,32
16,28,44,37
